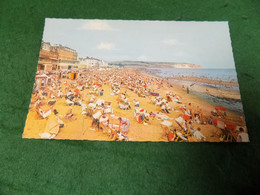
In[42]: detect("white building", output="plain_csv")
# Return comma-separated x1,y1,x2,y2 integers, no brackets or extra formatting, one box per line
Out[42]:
78,57,108,68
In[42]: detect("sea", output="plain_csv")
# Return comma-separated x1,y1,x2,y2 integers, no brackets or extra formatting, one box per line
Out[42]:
144,68,244,113
147,68,238,82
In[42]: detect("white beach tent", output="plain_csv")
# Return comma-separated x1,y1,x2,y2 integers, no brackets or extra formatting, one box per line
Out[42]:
35,74,50,90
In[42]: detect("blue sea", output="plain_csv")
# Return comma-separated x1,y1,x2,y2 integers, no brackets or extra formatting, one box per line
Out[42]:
148,68,238,82
144,68,244,113
146,68,239,90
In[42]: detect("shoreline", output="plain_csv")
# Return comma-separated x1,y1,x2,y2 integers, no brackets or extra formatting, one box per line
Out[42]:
167,76,239,87
139,69,242,100
137,69,243,115
169,78,241,100
138,69,243,114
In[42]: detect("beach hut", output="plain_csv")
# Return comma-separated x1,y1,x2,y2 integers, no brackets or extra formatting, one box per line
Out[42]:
69,72,78,80
34,74,49,91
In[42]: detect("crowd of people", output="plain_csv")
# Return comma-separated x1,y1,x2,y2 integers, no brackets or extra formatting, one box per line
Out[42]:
25,68,248,142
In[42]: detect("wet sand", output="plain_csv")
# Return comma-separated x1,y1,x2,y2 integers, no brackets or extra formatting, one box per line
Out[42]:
168,76,239,87
169,79,241,100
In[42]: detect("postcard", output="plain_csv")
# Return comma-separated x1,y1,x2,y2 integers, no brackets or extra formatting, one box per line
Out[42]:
22,19,249,142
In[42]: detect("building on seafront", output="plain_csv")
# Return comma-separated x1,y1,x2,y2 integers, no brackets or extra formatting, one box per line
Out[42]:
37,42,59,71
78,57,108,69
37,41,108,72
55,44,79,70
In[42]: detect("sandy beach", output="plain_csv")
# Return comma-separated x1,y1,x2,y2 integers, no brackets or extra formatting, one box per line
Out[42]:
23,68,248,142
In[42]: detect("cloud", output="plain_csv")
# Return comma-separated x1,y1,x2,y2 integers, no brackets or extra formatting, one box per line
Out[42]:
96,42,116,50
137,55,148,61
81,20,117,31
162,39,178,45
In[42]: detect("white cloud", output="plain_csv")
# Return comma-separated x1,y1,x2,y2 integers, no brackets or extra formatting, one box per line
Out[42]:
163,39,178,45
81,20,117,31
137,55,148,61
96,42,116,50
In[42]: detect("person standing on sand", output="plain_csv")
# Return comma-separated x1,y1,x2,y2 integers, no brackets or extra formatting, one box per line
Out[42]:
187,87,190,94
237,127,249,142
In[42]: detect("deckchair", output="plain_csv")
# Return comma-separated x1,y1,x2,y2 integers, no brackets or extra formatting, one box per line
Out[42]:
223,123,235,142
175,116,191,138
213,118,225,138
174,131,188,142
101,123,119,141
166,127,188,142
138,93,146,98
35,109,44,119
85,107,93,117
215,106,227,119
36,109,51,119
160,120,172,137
100,123,113,139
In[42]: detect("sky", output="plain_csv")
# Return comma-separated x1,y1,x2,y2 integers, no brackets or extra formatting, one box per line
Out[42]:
42,19,236,69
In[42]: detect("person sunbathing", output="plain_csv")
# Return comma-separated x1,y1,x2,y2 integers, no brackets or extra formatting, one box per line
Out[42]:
74,88,80,97
66,90,74,99
133,99,140,107
57,90,63,98
161,103,170,113
140,113,150,125
53,109,64,128
188,121,196,135
100,114,109,127
208,116,213,125
119,102,131,110
194,113,201,124
193,127,206,141
89,110,102,131
40,110,60,139
73,97,82,106
65,97,74,106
